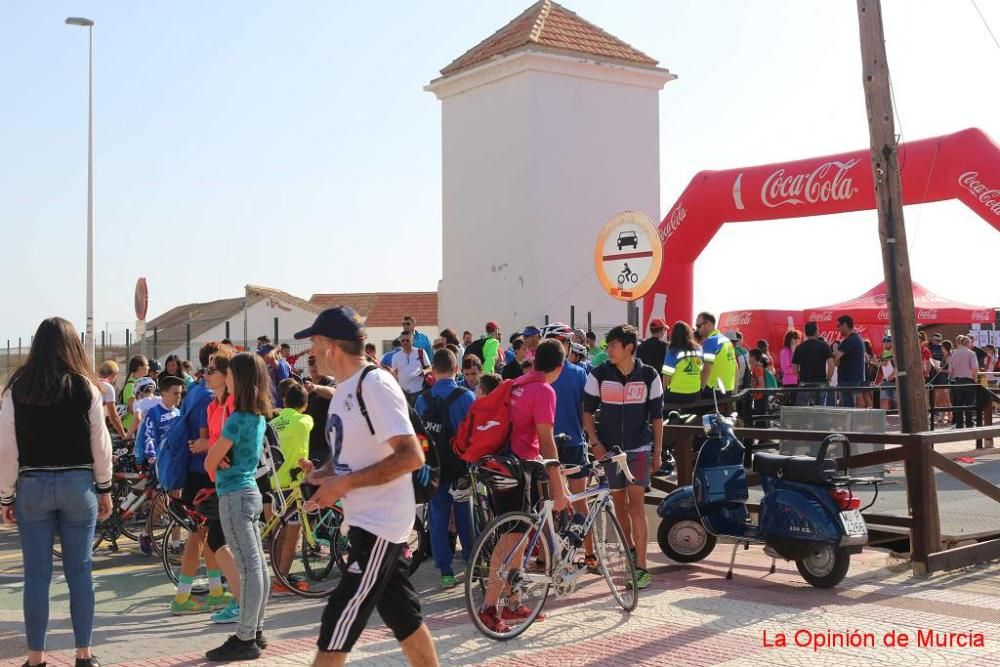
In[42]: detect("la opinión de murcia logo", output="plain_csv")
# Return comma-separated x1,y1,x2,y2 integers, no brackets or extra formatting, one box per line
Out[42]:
658,205,687,243
761,159,861,208
958,171,1000,216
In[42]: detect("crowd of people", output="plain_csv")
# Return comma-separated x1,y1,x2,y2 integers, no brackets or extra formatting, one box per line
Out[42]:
1,307,993,666
731,317,993,427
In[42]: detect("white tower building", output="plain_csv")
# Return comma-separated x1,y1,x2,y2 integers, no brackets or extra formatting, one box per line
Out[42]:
426,0,674,338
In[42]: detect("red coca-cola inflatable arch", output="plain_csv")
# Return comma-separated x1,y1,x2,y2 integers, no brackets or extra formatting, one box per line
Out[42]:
644,128,1000,328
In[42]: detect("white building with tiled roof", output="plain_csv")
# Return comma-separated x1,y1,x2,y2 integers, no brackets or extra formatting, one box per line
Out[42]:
426,0,675,336
144,285,322,367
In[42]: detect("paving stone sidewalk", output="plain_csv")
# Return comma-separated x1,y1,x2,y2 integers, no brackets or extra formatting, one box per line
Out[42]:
1,523,998,666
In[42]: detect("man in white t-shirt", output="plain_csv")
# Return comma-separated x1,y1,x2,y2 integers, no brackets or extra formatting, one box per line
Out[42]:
295,307,438,667
391,331,430,405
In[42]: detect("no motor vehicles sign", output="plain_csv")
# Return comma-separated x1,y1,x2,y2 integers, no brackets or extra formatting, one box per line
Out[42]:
594,211,662,302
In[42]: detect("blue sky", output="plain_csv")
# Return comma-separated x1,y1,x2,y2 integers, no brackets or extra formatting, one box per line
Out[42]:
3,1,1000,342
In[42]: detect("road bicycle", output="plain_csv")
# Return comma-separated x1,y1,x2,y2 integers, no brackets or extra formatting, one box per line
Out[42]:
464,448,638,640
407,466,493,574
52,447,170,557
160,469,346,599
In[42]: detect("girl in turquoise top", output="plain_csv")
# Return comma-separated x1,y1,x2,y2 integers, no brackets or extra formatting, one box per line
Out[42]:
204,352,271,661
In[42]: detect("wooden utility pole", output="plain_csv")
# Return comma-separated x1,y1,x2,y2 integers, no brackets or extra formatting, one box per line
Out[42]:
857,0,939,573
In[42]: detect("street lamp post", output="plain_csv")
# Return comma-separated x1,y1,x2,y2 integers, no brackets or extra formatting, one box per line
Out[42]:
66,16,95,368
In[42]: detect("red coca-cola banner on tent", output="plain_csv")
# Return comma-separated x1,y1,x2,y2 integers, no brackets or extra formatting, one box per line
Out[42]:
643,128,1000,330
803,281,993,327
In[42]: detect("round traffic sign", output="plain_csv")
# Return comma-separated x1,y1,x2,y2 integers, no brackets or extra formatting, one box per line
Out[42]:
594,211,663,301
134,277,149,321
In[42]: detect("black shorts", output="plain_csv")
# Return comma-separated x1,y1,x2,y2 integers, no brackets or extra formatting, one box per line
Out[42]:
181,472,213,506
489,480,540,516
317,527,422,653
557,444,589,480
181,472,226,551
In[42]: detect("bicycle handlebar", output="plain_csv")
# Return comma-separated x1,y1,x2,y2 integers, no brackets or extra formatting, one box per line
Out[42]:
561,446,635,484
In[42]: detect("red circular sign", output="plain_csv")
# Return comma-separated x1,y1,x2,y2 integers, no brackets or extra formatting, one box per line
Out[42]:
134,277,148,320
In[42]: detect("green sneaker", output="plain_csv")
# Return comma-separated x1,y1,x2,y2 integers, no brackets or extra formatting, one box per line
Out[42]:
205,592,234,610
440,574,457,589
635,568,652,590
170,597,207,615
211,599,240,624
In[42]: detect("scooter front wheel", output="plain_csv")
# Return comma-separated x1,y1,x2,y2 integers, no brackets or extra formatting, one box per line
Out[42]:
795,544,850,588
657,518,716,563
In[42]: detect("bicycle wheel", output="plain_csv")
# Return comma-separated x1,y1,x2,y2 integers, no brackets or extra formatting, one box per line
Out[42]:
271,519,341,598
112,479,143,542
465,512,551,641
145,490,173,556
593,504,638,611
160,516,210,593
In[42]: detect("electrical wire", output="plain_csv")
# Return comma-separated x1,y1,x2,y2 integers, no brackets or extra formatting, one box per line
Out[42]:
971,0,1000,52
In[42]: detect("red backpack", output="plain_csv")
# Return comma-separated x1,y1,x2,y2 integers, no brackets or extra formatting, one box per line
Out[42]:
452,375,542,462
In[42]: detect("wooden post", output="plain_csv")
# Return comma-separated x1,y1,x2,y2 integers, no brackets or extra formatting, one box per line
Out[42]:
186,323,192,362
570,305,575,330
857,0,939,573
587,311,592,333
274,317,279,346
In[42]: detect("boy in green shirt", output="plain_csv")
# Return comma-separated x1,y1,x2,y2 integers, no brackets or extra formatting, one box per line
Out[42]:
268,383,313,595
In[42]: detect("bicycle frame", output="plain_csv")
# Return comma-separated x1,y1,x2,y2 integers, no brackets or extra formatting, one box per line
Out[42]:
492,454,627,598
260,482,343,552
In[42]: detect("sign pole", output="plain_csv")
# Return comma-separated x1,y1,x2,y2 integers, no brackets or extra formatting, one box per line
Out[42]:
134,277,149,359
627,301,639,328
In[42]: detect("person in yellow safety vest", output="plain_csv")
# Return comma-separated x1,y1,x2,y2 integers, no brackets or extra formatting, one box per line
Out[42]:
695,312,737,395
662,321,704,406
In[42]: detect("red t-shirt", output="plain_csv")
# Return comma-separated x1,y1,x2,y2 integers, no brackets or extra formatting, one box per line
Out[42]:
921,347,932,378
207,394,235,445
508,371,555,460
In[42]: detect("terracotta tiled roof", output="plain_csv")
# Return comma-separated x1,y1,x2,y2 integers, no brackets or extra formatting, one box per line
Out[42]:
440,0,658,77
309,292,439,329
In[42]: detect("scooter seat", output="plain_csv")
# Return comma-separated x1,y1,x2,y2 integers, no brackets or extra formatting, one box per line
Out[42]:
752,452,836,484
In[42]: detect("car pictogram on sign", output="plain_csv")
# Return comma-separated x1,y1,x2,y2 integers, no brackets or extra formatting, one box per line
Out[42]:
617,230,639,250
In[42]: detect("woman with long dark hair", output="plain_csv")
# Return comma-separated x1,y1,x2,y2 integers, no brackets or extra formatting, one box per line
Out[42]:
0,317,113,667
162,354,194,388
662,321,703,405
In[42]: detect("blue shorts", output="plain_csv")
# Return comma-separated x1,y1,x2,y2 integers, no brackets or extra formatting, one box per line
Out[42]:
879,382,896,402
605,450,651,490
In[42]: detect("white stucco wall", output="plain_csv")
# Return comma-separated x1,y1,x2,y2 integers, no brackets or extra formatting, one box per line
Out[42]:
428,51,673,337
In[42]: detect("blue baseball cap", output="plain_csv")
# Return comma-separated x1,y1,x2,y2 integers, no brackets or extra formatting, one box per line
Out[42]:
522,325,541,337
294,306,366,341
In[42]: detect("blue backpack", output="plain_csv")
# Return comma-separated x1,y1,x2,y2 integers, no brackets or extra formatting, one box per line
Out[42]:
156,381,212,490
156,415,192,491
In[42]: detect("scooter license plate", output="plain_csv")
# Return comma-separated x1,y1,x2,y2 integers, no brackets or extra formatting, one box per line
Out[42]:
839,510,867,537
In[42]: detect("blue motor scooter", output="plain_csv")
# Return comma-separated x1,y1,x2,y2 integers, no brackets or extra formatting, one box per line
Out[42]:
656,389,884,588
